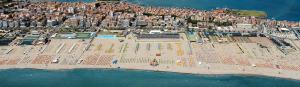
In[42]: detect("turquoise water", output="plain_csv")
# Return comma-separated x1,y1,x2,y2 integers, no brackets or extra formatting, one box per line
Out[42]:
96,35,117,39
54,0,300,21
1,69,300,87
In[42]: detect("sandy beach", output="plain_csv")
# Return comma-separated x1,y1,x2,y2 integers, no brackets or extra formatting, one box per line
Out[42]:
1,33,300,80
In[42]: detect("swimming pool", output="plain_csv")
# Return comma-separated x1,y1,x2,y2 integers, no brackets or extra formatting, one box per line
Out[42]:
96,35,117,39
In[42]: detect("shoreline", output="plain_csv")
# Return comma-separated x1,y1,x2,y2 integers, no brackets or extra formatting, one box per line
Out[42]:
1,64,300,80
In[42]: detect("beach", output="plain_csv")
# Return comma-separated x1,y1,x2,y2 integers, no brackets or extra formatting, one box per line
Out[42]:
1,34,300,80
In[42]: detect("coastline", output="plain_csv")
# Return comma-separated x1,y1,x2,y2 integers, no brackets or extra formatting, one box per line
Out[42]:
1,64,300,80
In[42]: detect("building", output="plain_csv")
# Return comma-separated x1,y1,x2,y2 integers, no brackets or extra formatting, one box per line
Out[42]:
20,21,26,28
20,20,30,28
2,20,8,28
79,20,85,28
64,16,81,27
136,33,180,42
14,20,19,28
149,30,162,34
235,23,258,32
136,20,148,27
17,30,41,45
37,19,46,27
216,23,258,36
120,19,130,28
47,19,58,27
0,20,3,28
56,33,77,39
0,9,3,13
92,19,99,27
0,34,15,45
101,20,109,28
30,21,37,27
85,19,91,28
68,7,75,13
8,20,15,28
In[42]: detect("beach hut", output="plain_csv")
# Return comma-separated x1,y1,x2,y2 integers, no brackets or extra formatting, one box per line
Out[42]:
156,53,161,56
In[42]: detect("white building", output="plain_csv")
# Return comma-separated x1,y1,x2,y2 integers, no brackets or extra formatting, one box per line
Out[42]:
149,30,162,34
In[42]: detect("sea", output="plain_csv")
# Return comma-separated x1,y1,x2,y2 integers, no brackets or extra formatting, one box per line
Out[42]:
46,0,300,21
0,69,300,87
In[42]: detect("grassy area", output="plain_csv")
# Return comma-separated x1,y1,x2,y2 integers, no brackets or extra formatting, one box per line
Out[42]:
76,32,91,39
227,10,267,18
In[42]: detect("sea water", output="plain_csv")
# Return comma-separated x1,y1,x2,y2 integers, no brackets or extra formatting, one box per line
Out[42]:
0,69,300,87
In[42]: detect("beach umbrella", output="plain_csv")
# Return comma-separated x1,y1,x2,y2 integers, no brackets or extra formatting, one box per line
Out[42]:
112,59,118,64
198,61,202,65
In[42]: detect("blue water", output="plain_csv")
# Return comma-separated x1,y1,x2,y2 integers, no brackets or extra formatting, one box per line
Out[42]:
96,35,117,39
1,69,300,87
53,0,300,21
